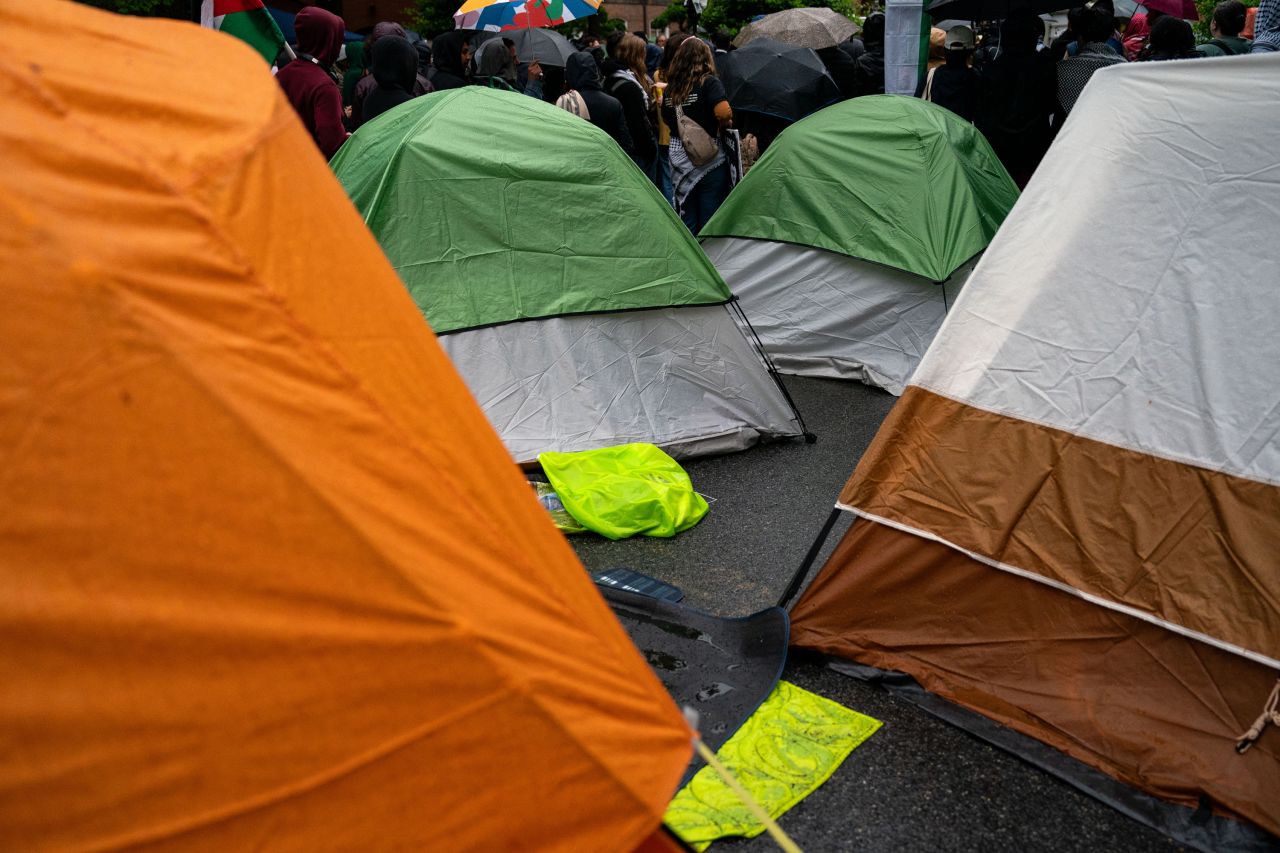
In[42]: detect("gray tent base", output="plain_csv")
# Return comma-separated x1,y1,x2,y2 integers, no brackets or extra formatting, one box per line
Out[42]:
823,657,1278,853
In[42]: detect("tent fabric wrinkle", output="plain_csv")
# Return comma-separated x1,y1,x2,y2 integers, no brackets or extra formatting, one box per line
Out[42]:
839,386,1280,666
428,281,802,465
792,521,1280,838
703,238,972,394
333,85,803,461
334,88,731,334
792,55,1280,844
3,3,693,849
700,95,1018,282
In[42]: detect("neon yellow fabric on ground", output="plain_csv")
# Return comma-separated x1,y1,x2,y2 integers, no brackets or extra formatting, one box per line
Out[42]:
538,444,709,540
665,681,882,849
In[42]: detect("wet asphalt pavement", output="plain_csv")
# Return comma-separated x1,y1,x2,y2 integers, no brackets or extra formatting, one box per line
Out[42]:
570,376,1181,852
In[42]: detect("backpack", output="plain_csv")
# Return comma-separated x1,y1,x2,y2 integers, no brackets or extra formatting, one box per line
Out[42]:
1206,37,1243,54
922,66,937,101
555,89,591,121
676,104,719,166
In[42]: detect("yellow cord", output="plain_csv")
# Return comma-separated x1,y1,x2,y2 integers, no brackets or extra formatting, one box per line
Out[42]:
692,735,804,853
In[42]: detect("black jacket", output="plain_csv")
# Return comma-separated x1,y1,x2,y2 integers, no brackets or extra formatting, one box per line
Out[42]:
816,45,858,99
851,44,885,97
601,59,656,163
431,30,470,90
564,51,634,156
917,59,982,123
362,35,418,126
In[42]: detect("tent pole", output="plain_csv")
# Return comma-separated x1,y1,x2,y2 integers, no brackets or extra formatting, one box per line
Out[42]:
729,299,815,444
777,506,844,609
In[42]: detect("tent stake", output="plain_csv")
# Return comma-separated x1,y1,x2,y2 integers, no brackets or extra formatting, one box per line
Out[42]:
777,507,844,609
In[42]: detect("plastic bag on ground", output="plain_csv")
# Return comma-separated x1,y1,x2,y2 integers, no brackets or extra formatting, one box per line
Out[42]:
528,480,587,534
538,443,709,540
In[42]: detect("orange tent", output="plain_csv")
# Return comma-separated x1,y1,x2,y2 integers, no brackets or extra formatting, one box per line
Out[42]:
791,58,1280,841
0,1,689,849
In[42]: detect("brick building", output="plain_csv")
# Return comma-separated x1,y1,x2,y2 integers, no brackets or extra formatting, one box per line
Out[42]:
601,0,675,34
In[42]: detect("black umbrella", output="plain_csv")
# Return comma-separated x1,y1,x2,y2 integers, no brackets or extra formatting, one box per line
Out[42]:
716,37,841,123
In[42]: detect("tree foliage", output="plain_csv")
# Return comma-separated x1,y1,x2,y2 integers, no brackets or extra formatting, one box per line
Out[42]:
651,0,687,29
1192,0,1257,40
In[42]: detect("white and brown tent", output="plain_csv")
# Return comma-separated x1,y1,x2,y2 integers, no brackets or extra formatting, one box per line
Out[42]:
791,55,1280,840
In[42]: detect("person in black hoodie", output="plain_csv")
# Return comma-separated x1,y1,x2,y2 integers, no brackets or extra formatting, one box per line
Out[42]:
432,30,472,90
352,21,431,126
816,44,858,99
851,12,886,97
603,34,658,180
360,35,419,127
976,11,1055,187
562,51,634,157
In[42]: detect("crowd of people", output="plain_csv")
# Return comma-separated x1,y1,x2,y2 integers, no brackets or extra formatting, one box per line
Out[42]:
275,0,1279,227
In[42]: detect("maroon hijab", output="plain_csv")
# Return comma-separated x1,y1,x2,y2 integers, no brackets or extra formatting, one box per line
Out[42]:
295,6,345,66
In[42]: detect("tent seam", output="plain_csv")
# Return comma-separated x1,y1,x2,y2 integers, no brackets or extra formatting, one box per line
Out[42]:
837,505,1280,671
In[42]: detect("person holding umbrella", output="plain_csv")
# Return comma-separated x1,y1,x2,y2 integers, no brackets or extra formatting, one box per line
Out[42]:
473,38,544,97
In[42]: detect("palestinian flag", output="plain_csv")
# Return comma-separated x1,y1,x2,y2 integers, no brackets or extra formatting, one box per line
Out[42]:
200,0,287,64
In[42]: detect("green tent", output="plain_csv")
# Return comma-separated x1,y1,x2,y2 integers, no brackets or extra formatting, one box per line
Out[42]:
701,95,1018,283
701,95,1018,396
330,88,804,463
332,88,732,334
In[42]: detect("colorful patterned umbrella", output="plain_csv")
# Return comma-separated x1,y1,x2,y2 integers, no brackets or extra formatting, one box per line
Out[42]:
454,0,602,32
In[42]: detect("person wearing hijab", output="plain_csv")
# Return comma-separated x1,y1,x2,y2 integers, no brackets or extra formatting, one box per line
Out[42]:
472,38,543,97
276,7,348,159
359,35,418,126
352,22,431,126
1251,0,1280,51
432,30,472,90
341,40,365,107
